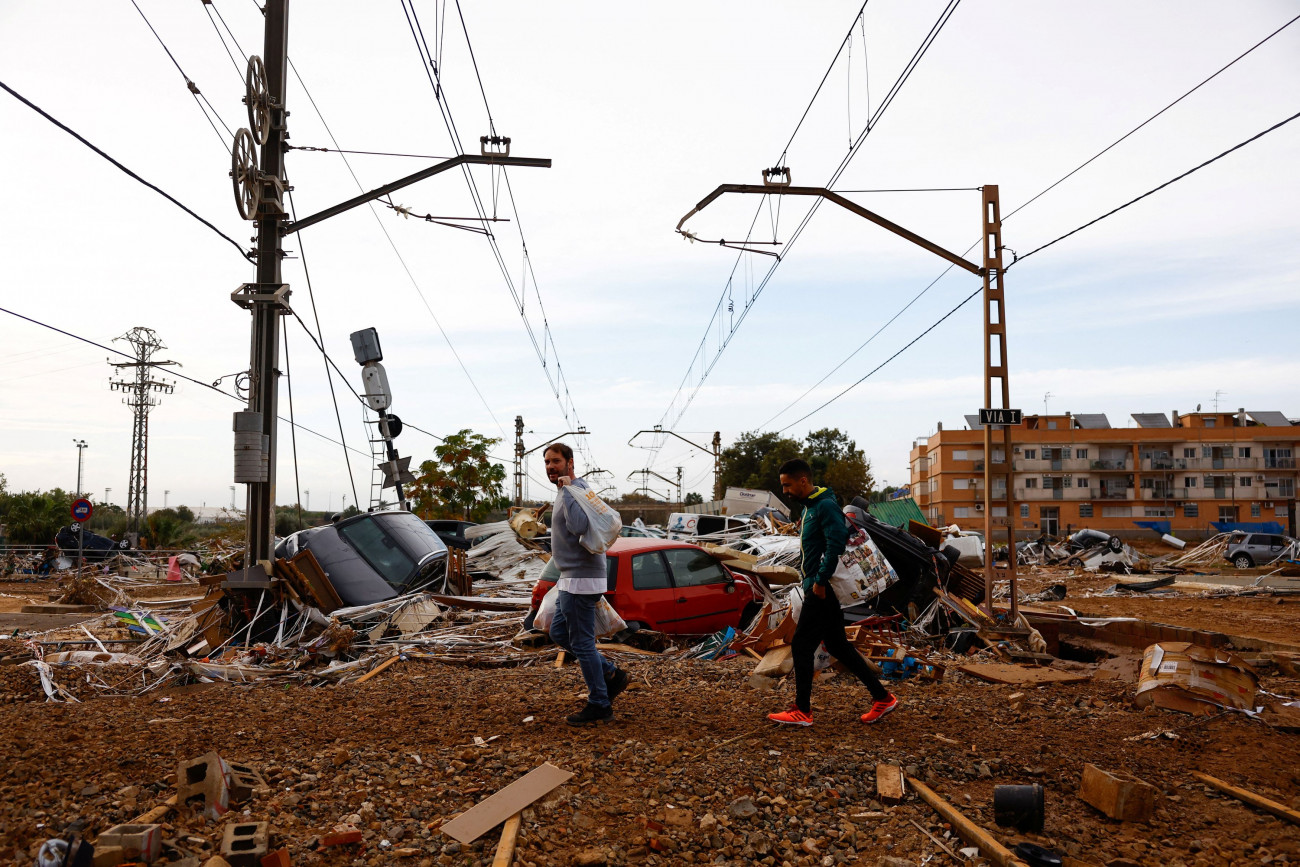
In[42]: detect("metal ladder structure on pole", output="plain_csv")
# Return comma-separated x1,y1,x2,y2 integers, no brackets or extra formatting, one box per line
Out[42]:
363,410,388,511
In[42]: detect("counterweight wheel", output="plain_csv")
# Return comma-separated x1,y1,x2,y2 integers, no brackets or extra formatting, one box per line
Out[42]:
231,128,260,221
245,55,270,145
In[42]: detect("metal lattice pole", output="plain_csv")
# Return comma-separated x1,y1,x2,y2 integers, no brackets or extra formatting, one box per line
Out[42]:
109,327,177,543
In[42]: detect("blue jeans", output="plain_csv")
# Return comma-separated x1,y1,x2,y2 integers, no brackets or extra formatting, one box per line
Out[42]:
550,590,617,707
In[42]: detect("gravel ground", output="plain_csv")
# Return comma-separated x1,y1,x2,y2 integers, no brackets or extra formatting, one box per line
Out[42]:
2,642,1299,867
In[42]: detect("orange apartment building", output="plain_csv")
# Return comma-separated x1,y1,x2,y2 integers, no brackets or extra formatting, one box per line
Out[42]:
909,409,1298,540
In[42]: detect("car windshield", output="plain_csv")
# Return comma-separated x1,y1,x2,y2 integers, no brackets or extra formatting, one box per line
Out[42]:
338,517,416,589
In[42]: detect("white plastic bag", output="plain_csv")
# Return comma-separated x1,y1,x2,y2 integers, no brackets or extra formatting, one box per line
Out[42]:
594,596,628,638
829,526,899,603
564,483,623,554
533,584,559,633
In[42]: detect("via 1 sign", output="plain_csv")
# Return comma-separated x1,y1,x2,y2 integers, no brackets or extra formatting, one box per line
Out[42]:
71,498,94,522
979,408,1023,426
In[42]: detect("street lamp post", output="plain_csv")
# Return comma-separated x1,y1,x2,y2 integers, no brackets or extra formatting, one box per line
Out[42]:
72,439,88,498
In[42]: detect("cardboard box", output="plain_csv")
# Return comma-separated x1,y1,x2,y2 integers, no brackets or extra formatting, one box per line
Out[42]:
1135,642,1258,715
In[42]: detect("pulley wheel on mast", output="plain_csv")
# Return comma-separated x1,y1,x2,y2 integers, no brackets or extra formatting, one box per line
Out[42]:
244,55,271,145
231,128,260,221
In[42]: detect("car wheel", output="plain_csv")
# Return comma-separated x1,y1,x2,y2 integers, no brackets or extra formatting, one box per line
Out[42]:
1232,554,1253,569
1107,536,1123,553
1066,557,1083,567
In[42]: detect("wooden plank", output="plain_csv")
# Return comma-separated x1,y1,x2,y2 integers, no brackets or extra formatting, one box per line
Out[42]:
752,645,793,678
354,655,401,685
491,813,522,867
908,777,1031,867
876,764,906,804
554,650,566,669
1192,772,1300,826
957,663,1090,686
133,795,177,825
595,642,662,657
1080,763,1156,822
441,763,573,844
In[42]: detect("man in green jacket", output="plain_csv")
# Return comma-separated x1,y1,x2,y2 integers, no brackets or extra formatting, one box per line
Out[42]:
768,458,897,727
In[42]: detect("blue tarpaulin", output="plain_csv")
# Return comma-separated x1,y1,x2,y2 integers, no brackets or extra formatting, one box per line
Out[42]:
1209,521,1285,535
1132,521,1171,535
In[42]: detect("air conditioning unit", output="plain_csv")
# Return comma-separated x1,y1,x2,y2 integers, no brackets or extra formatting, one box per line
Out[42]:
1265,501,1275,508
1256,474,1266,481
975,503,985,512
1013,447,1022,454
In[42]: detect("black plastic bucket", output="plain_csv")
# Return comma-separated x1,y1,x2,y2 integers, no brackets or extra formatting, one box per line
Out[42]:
993,783,1045,832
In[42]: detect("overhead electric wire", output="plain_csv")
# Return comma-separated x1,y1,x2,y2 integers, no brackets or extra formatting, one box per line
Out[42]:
126,0,234,149
0,80,249,260
772,108,1300,430
401,0,594,464
285,55,510,442
756,11,1300,431
0,304,370,459
1011,108,1300,267
650,0,962,460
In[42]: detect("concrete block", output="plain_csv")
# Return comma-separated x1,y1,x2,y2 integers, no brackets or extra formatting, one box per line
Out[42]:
91,845,125,867
320,823,362,847
1079,763,1157,822
220,821,270,867
178,752,233,821
226,761,270,802
96,824,162,862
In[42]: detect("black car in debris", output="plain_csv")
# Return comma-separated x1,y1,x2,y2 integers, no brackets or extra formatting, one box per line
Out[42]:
276,510,449,606
424,519,479,551
56,524,131,562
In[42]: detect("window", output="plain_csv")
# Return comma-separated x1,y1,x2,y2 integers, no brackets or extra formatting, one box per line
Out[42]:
1144,507,1174,518
1238,447,1252,458
1102,506,1132,517
1184,477,1197,488
1079,503,1093,518
1076,449,1088,459
1184,448,1196,458
1280,479,1296,497
1077,478,1089,488
1184,503,1198,518
1020,505,1030,518
1239,477,1252,487
992,506,1007,517
1219,506,1237,522
1024,478,1038,489
1251,503,1262,518
664,547,730,587
630,551,671,590
1047,421,1058,430
1278,505,1291,517
337,517,416,588
952,450,967,461
1024,449,1037,459
953,507,972,519
1203,446,1213,458
1204,419,1216,428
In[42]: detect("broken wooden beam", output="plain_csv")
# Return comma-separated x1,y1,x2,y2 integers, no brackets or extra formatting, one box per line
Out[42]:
1192,772,1300,826
908,777,1030,867
876,764,906,804
491,813,522,867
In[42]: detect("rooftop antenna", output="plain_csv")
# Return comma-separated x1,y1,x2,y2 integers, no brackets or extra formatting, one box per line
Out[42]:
1213,390,1226,412
1043,391,1053,416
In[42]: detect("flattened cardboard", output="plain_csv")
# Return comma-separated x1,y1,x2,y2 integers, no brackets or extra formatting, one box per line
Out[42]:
957,663,1090,686
440,763,573,844
1135,641,1258,715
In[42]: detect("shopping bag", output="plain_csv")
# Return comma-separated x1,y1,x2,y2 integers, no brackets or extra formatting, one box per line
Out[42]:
563,483,623,554
594,595,628,638
533,584,559,633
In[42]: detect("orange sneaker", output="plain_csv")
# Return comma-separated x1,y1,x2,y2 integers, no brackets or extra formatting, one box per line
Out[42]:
860,694,898,724
768,706,813,727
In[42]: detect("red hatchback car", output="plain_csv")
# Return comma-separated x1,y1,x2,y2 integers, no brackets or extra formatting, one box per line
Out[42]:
530,538,760,635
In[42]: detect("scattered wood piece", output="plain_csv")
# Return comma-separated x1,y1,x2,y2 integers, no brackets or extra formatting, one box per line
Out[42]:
744,647,764,661
133,795,178,825
752,645,793,678
1192,772,1300,826
1080,763,1157,822
876,764,906,804
554,650,566,669
354,654,401,685
441,763,573,844
957,663,1091,686
907,777,1031,867
594,642,663,657
491,813,522,867
908,817,960,861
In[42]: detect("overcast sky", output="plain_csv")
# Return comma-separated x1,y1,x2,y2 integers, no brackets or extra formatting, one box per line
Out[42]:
2,1,1298,513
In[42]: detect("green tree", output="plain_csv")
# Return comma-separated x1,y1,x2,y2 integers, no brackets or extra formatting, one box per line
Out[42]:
175,505,196,524
410,429,508,521
0,486,74,544
716,431,803,498
145,508,196,549
684,492,704,506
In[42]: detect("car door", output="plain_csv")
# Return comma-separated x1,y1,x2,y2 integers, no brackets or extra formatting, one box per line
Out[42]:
623,550,680,630
662,546,740,633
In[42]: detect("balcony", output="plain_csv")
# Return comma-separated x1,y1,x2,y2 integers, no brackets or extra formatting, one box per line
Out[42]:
1015,486,1119,501
1265,458,1296,469
1090,459,1133,471
1143,457,1262,472
1016,458,1092,472
1141,488,1194,501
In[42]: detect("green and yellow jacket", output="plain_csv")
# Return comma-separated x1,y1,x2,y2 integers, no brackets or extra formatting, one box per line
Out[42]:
796,486,848,592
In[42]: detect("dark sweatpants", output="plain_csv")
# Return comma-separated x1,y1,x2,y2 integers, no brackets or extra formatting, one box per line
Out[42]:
792,586,889,713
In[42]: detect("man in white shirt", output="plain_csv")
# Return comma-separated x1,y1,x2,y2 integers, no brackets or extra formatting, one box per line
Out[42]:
544,443,629,725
